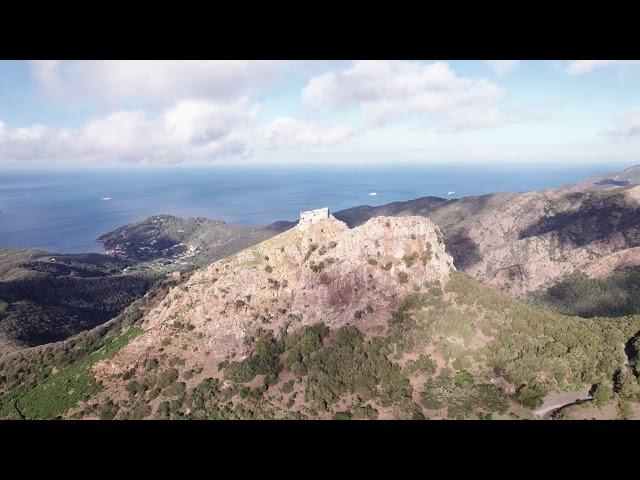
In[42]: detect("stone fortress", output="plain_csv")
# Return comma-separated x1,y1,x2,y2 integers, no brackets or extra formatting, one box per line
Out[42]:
297,207,330,230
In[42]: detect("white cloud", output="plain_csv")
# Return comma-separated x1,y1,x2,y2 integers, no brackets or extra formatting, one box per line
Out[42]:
606,107,640,137
483,60,520,77
564,60,640,75
258,117,355,149
300,60,545,131
0,99,357,164
30,60,284,106
0,98,259,164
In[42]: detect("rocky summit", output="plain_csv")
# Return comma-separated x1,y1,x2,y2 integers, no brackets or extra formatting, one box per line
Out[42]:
93,215,453,380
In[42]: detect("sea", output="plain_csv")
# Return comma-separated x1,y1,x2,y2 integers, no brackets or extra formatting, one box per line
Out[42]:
0,162,629,254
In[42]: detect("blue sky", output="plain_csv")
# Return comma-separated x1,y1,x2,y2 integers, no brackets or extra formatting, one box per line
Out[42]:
0,60,639,167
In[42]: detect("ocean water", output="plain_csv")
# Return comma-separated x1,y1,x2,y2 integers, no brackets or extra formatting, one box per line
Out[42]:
0,162,627,254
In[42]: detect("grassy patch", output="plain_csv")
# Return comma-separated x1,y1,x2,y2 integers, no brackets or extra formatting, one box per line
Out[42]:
1,326,143,419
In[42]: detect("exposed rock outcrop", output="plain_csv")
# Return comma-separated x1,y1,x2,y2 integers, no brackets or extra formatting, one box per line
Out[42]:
93,215,453,376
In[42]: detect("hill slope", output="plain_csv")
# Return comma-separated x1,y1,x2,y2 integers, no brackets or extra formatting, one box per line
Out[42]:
98,214,277,265
265,168,640,308
3,214,639,420
0,216,281,350
0,248,154,351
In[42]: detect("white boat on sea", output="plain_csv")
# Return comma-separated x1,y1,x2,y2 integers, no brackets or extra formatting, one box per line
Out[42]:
368,192,377,196
102,197,112,201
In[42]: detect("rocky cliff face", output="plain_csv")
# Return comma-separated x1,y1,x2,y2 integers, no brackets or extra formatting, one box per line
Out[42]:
316,174,640,298
447,185,640,296
90,215,453,396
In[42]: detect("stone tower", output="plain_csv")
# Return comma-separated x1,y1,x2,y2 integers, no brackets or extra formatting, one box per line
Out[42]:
297,207,330,230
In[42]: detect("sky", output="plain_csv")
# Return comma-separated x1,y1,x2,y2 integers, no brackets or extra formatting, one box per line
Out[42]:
0,60,639,168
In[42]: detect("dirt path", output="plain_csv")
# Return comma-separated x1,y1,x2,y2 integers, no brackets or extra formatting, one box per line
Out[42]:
533,388,592,420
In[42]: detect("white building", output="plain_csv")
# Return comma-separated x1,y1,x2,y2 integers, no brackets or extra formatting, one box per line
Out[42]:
297,207,330,230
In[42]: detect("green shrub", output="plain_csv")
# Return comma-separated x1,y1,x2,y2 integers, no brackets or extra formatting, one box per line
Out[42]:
169,356,185,367
281,380,295,394
614,369,640,401
405,354,437,376
420,244,432,265
99,400,118,420
309,261,325,273
352,403,379,419
303,244,319,262
592,382,613,406
284,323,329,375
125,380,144,396
515,383,547,409
225,331,284,383
145,358,159,371
454,370,474,388
157,368,179,389
333,411,352,420
162,381,186,397
402,252,419,267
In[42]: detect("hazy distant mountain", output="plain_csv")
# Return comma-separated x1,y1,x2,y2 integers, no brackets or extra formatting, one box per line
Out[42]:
574,164,640,190
98,214,279,265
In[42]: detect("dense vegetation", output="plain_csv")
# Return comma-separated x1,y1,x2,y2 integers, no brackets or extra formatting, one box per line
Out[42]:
421,370,508,419
302,326,413,412
539,267,640,318
224,331,284,383
448,272,640,392
0,248,156,346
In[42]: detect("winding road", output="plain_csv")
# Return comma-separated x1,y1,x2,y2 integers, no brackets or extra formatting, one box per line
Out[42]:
533,388,592,420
